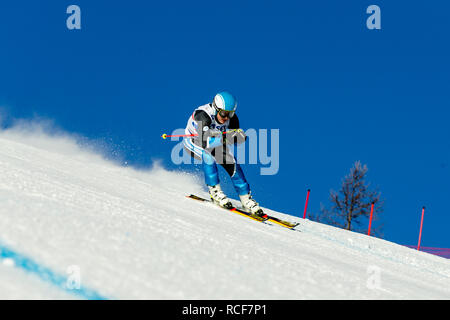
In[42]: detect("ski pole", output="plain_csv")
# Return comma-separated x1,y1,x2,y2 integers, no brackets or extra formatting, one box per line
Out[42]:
161,129,239,140
161,133,197,139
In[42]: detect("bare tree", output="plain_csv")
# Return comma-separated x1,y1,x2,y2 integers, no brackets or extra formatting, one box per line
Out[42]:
313,161,384,237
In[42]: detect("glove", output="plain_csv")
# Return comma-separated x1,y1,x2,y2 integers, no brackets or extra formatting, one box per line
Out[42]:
206,135,223,149
225,129,246,145
201,127,223,149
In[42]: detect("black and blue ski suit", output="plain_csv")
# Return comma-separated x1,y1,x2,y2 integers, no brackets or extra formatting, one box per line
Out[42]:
183,103,250,196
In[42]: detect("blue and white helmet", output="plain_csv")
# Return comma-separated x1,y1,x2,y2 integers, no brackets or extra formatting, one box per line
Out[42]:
213,91,237,118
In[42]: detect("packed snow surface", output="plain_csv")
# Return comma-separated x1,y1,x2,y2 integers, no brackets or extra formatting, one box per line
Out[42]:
0,124,449,299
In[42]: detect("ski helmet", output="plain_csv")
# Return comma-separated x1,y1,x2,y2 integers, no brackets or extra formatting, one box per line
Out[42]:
213,91,237,118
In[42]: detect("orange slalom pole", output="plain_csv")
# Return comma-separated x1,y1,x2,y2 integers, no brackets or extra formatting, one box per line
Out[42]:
417,206,426,251
303,189,310,219
367,202,375,236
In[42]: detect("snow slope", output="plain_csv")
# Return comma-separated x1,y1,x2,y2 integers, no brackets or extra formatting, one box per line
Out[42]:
0,125,449,299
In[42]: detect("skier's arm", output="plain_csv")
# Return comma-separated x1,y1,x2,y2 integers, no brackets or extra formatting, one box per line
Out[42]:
228,114,240,129
193,110,212,129
193,110,222,148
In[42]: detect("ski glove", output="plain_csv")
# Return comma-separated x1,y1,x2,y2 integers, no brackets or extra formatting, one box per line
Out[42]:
225,129,246,145
202,128,222,149
206,135,223,148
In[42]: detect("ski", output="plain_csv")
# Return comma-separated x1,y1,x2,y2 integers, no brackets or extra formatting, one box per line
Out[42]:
187,194,268,222
264,215,299,229
187,194,299,229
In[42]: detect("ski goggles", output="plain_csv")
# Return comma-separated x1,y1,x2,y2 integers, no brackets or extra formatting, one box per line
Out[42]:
217,109,234,118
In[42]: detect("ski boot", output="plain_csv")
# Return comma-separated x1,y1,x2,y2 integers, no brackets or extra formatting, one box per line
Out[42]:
239,193,266,217
208,184,233,209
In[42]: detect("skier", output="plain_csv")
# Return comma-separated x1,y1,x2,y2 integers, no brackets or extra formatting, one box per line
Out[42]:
183,91,264,216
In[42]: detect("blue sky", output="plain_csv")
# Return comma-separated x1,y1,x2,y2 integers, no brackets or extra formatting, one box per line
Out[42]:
1,1,449,248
